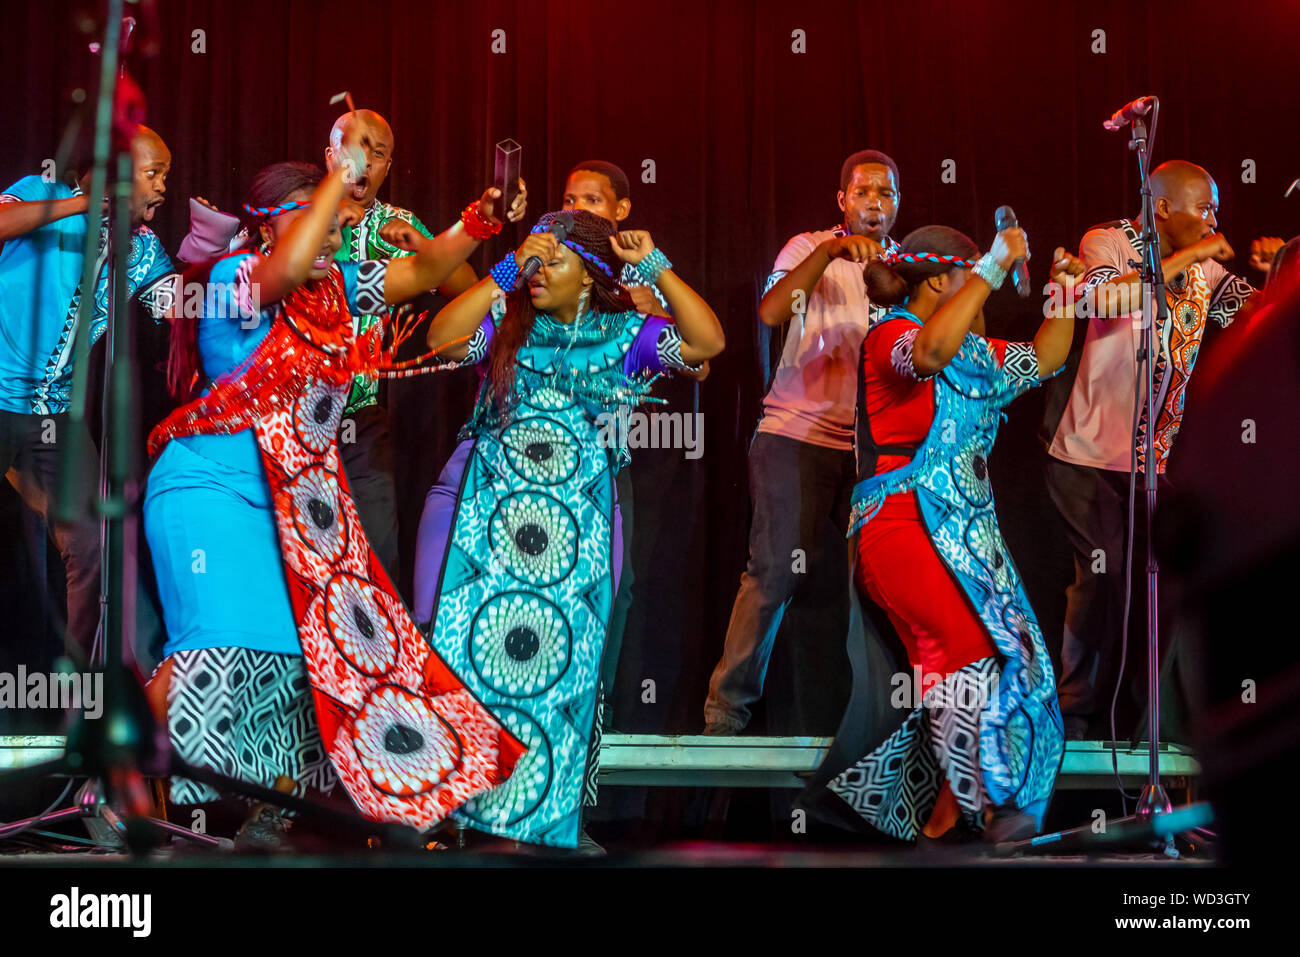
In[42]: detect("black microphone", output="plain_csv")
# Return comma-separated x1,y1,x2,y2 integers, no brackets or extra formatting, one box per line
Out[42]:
516,211,575,289
994,205,1030,298
1103,95,1155,131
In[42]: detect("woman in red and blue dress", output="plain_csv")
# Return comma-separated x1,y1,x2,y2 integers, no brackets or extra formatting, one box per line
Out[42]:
806,224,1085,846
144,144,528,846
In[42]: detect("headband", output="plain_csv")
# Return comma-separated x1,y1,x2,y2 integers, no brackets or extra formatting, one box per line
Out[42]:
878,248,976,269
530,218,617,280
243,200,312,219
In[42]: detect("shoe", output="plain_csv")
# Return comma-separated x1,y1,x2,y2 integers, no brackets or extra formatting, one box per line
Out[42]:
574,829,607,857
234,805,292,853
1063,716,1090,741
702,722,740,736
984,805,1037,845
916,814,980,849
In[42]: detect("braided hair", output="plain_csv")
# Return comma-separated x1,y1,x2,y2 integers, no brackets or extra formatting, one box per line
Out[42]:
166,161,325,400
486,208,635,412
865,225,979,306
238,161,325,246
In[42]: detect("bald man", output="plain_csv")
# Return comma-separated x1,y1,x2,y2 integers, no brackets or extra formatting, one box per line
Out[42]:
1043,160,1264,739
324,109,478,590
0,126,180,663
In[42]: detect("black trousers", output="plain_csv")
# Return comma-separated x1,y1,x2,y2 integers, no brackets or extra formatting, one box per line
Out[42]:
704,431,856,731
1045,454,1173,731
339,404,401,595
1,411,101,663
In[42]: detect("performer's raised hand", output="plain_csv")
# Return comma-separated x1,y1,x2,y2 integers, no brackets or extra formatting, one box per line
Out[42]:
337,197,365,229
379,219,424,253
826,234,882,264
513,231,560,270
623,283,669,316
608,229,655,264
990,227,1029,270
1049,246,1086,290
1249,235,1285,274
1188,232,1234,264
475,178,529,225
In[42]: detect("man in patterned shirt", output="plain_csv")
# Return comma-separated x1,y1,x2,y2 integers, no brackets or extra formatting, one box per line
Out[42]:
703,149,900,734
1043,159,1265,739
325,109,478,589
0,126,178,662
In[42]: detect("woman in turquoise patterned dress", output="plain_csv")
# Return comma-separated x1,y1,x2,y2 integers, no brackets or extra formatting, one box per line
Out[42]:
412,209,724,848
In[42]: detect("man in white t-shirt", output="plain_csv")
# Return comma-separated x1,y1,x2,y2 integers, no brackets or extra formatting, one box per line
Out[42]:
704,149,899,734
1042,160,1268,739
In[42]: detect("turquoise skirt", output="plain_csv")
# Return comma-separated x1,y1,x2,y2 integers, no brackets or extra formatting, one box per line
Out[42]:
144,436,300,657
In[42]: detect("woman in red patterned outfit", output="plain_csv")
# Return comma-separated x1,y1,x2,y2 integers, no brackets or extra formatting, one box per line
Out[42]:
807,224,1086,847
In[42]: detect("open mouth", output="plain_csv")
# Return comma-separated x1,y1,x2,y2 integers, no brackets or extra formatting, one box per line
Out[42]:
350,176,369,200
312,250,332,269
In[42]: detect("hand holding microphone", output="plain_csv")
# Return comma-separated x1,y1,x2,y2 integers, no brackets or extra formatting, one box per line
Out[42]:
993,206,1031,297
515,211,574,289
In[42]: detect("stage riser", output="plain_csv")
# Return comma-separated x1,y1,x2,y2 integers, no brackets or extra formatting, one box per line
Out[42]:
2,734,1200,792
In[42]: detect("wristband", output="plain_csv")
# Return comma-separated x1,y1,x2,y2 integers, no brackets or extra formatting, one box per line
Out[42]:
972,252,1008,290
490,254,519,292
461,202,503,241
635,247,673,285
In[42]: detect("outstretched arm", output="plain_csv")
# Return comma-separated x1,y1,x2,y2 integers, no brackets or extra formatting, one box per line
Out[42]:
0,194,90,243
382,180,527,305
1032,247,1086,376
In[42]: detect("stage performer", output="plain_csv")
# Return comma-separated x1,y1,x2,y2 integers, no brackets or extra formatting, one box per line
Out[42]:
0,126,231,665
325,108,486,589
1042,160,1264,739
143,153,527,847
412,209,724,848
703,149,900,734
807,224,1083,845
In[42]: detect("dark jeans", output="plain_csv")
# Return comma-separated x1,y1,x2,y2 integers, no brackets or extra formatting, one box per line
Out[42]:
704,431,856,731
1045,455,1170,728
1,410,101,663
340,404,401,592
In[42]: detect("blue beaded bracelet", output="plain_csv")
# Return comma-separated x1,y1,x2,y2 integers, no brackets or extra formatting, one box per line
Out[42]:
972,252,1007,290
635,247,672,285
490,254,519,292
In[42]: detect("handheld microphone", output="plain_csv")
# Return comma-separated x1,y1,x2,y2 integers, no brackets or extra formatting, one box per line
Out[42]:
994,205,1031,298
1103,95,1156,131
516,212,575,289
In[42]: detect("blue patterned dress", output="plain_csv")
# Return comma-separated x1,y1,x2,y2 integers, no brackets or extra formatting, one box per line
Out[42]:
419,305,693,847
806,307,1065,840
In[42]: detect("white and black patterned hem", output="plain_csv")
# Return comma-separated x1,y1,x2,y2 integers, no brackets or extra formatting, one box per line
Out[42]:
1001,342,1041,387
353,259,389,314
1208,273,1255,328
890,326,937,381
656,324,703,373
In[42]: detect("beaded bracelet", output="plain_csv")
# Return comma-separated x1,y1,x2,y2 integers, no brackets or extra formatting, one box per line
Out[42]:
972,252,1008,290
636,247,673,285
461,202,503,241
490,254,519,292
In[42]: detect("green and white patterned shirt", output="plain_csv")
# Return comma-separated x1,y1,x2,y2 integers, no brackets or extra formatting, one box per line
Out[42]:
335,198,435,415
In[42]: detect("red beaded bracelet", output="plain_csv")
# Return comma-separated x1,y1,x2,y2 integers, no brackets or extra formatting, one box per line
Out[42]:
460,201,503,240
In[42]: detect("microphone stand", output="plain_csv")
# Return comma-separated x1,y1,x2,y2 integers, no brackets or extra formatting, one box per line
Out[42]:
1000,99,1215,858
1128,114,1173,829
